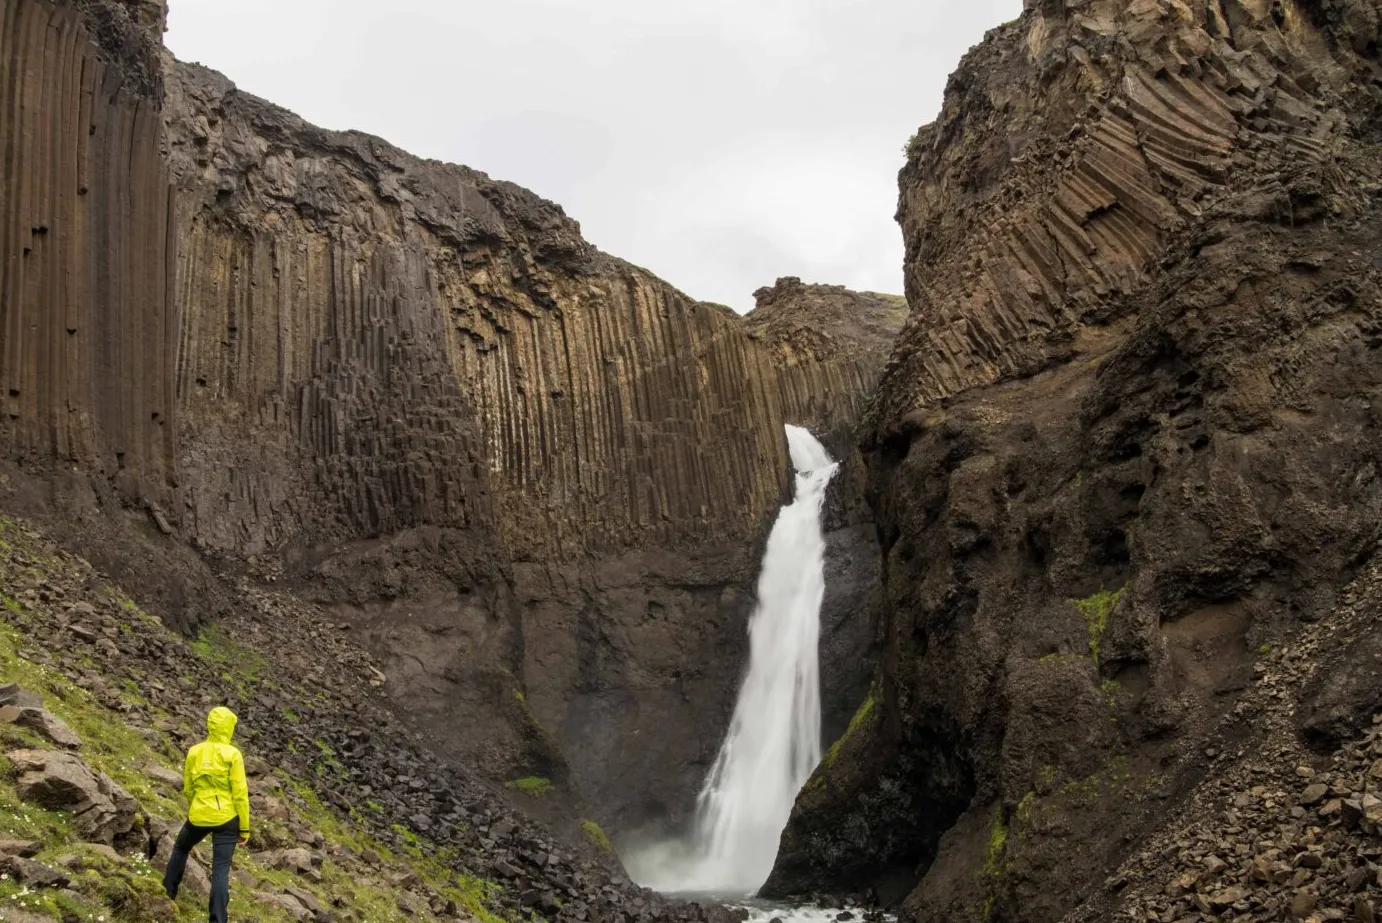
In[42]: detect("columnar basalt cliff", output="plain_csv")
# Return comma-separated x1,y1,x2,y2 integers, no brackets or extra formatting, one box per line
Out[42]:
0,0,900,857
0,0,175,500
163,63,863,563
768,1,1382,920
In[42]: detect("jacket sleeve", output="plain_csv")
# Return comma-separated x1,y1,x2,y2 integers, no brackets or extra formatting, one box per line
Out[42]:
229,747,251,835
183,749,193,800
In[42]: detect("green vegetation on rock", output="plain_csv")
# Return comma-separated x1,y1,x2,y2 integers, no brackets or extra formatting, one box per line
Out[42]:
1071,586,1125,665
823,688,878,770
581,820,613,855
1014,791,1037,830
984,803,1009,877
505,776,553,797
1101,679,1121,710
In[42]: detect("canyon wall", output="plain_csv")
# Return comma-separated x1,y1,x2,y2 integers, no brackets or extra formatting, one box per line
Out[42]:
164,65,881,563
0,0,175,502
0,0,900,847
768,1,1382,919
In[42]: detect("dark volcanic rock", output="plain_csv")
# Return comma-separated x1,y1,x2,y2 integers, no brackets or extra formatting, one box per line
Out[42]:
767,2,1382,921
10,750,138,846
0,704,83,749
1299,622,1382,749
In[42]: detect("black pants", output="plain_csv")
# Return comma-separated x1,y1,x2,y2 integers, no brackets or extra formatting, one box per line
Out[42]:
163,817,239,923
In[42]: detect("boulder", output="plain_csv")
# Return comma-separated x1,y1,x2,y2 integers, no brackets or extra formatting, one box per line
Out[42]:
9,749,137,844
256,794,292,822
254,891,313,922
151,831,211,897
283,885,322,913
145,761,184,790
0,855,71,888
1300,630,1382,748
263,847,320,877
0,684,42,709
0,837,42,857
0,705,83,748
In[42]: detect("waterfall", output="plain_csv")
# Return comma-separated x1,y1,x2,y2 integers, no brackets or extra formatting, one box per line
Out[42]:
628,424,838,897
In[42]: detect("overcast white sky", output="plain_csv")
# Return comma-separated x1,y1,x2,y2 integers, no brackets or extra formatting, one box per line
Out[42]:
165,1,1023,312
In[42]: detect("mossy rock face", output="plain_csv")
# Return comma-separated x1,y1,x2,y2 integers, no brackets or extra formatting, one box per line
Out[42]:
821,688,879,771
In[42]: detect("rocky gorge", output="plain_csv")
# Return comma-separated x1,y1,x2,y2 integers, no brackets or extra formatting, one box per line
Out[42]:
2,0,1382,921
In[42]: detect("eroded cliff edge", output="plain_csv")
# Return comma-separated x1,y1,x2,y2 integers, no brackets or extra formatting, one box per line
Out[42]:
767,1,1382,920
0,0,903,851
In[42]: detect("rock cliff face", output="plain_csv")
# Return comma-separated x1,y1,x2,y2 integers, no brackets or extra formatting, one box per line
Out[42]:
163,66,875,564
768,1,1382,920
0,0,175,499
0,0,900,853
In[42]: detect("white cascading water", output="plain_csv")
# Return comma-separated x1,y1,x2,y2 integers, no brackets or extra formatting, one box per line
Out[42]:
628,424,838,898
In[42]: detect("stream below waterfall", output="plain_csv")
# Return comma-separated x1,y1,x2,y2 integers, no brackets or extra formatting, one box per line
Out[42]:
625,426,885,922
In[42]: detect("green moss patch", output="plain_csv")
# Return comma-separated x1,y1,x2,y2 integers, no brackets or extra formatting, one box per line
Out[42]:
984,804,1008,877
581,820,613,855
822,688,879,770
504,776,552,797
1071,586,1125,665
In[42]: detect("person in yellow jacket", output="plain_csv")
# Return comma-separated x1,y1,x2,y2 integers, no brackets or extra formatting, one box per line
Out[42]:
163,706,252,923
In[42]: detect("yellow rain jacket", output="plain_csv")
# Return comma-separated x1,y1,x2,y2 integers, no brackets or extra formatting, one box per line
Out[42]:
183,706,251,836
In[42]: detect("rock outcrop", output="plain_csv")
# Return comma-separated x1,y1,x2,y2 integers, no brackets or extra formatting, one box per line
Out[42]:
10,749,139,845
1064,555,1382,923
768,1,1382,920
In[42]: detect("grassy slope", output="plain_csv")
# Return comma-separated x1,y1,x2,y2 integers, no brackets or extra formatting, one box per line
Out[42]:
0,517,508,923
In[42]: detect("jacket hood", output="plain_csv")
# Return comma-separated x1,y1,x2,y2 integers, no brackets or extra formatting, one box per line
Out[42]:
207,706,237,744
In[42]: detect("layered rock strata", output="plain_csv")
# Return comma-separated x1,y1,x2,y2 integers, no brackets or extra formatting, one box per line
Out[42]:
769,2,1382,921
